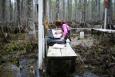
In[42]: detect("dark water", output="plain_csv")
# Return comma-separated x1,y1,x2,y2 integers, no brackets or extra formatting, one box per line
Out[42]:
0,60,100,77
0,57,37,77
45,59,99,77
20,58,31,77
0,63,21,77
73,72,99,77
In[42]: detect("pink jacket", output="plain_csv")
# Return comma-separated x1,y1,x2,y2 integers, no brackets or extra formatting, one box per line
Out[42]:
62,24,70,38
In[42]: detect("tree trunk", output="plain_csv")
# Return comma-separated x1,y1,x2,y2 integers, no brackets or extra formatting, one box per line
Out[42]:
28,0,36,42
107,0,113,29
62,0,65,20
49,0,52,22
16,0,21,28
83,0,87,24
56,0,59,20
75,0,77,21
97,0,101,21
2,0,6,24
68,0,72,21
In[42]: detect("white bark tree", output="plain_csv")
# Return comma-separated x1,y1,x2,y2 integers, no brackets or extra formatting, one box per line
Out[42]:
28,0,36,41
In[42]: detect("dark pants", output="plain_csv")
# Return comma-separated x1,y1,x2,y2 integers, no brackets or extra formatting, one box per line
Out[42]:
47,38,66,46
47,29,67,46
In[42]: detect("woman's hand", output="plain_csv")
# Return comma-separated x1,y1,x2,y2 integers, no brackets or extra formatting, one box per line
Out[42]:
60,37,64,40
55,31,62,34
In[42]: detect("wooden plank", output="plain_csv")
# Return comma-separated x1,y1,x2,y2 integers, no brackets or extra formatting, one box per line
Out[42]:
93,29,115,33
47,44,77,58
61,47,76,56
47,46,62,57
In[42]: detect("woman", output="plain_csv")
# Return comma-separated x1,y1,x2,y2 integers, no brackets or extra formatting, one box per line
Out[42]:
47,21,70,46
55,21,70,40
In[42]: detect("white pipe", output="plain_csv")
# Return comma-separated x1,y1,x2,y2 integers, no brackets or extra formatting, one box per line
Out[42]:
38,0,44,70
104,8,107,29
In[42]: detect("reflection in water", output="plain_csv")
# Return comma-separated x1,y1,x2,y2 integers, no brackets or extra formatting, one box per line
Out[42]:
20,58,29,77
0,63,21,77
74,72,99,77
0,62,100,77
19,58,36,77
0,58,37,77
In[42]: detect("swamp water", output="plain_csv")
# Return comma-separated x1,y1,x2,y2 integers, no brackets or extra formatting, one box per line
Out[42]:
0,57,37,77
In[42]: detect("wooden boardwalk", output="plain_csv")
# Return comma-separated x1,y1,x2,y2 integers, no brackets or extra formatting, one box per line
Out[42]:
92,29,115,33
47,41,78,58
47,29,78,58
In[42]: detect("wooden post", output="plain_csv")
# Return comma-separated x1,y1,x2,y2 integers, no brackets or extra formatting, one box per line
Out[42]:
38,0,44,70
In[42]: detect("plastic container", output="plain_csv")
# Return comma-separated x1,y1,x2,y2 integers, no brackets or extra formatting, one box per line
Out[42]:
80,31,84,39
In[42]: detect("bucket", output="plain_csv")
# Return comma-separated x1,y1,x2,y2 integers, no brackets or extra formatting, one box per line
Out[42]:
80,31,84,39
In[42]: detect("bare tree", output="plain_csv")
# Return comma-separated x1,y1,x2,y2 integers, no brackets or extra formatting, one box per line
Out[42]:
27,0,36,41
16,0,21,27
107,0,113,28
56,0,59,20
68,0,72,21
